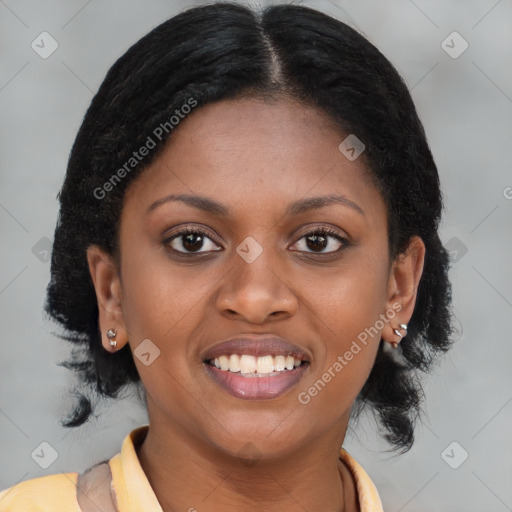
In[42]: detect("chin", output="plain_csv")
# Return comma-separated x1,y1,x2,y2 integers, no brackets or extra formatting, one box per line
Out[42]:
202,416,314,463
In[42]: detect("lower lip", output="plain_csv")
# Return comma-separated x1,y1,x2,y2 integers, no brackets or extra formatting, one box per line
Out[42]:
204,363,309,400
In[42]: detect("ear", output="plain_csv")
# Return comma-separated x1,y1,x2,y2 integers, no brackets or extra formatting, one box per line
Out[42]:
86,245,128,353
382,236,425,347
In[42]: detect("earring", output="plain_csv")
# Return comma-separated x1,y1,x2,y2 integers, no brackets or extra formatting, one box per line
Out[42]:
106,329,117,349
390,323,408,349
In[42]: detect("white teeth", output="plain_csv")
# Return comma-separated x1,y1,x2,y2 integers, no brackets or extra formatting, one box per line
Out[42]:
229,354,241,372
219,355,230,371
256,355,274,374
239,355,256,373
274,355,286,372
211,354,304,374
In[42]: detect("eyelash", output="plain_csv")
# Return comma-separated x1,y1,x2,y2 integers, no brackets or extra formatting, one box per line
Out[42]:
163,226,349,257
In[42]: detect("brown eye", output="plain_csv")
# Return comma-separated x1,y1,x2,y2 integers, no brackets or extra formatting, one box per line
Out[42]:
291,228,347,254
165,228,222,254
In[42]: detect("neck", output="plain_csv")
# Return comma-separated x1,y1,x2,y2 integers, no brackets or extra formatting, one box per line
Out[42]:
136,417,359,512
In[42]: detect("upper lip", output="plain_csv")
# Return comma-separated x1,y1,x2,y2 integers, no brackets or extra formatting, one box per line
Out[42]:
202,333,311,362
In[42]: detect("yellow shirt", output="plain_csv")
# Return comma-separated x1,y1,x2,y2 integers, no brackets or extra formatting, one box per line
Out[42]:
0,425,383,511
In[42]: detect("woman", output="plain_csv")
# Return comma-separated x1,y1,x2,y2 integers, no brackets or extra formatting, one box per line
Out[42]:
0,2,453,511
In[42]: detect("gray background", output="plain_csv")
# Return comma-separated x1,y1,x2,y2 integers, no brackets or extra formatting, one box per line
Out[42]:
1,0,511,510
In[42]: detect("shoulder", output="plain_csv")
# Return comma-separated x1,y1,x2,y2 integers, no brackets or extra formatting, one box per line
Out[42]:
339,448,384,512
0,472,81,512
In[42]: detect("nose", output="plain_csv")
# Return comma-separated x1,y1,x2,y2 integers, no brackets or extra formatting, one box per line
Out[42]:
215,247,299,324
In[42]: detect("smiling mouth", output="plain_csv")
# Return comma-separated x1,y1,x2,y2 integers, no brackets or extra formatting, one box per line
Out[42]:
203,354,310,400
202,335,311,399
206,354,308,377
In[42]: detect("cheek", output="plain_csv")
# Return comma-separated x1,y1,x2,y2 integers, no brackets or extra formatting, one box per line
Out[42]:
119,255,203,403
119,240,205,343
299,254,389,410
302,247,389,336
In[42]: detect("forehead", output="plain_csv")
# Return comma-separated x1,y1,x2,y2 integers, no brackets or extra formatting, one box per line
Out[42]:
122,96,386,228
169,95,345,161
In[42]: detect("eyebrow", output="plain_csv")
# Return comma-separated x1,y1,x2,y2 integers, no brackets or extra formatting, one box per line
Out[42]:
146,193,365,217
147,194,229,216
287,194,365,217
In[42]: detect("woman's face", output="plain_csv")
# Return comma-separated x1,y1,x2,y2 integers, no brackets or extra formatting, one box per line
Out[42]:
90,96,420,460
